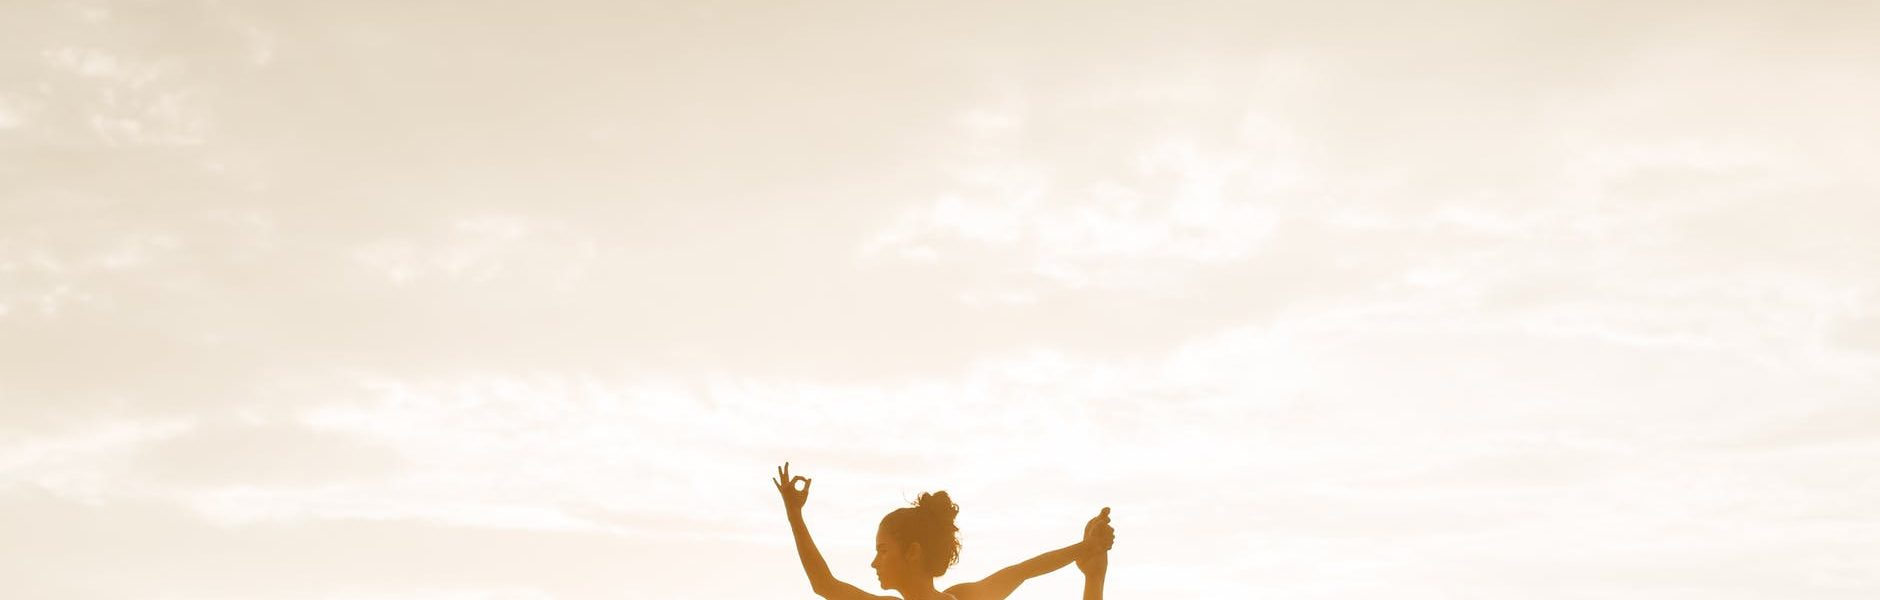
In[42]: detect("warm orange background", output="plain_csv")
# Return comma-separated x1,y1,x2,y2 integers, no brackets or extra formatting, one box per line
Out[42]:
4,1,1878,599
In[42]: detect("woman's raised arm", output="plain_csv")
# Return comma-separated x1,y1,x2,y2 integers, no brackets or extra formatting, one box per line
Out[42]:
775,463,893,600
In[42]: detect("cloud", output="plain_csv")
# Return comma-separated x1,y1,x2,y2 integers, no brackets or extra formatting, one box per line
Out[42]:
0,416,192,502
35,46,207,146
862,88,1312,295
1834,313,1880,355
351,213,599,290
0,92,31,129
1711,402,1880,451
0,486,789,600
131,419,404,488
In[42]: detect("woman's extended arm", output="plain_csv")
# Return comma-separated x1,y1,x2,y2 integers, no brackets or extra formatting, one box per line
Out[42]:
775,463,891,600
945,508,1114,600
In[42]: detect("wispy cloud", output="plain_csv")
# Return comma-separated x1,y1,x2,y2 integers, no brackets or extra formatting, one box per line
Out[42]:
862,88,1316,295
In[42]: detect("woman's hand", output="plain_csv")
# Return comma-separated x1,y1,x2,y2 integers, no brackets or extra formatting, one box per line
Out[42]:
773,462,812,513
1075,507,1113,577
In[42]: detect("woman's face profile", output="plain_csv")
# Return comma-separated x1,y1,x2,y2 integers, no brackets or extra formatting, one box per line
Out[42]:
871,521,913,590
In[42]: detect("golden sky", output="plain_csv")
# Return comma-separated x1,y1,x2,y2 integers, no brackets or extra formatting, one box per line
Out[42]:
3,1,1878,599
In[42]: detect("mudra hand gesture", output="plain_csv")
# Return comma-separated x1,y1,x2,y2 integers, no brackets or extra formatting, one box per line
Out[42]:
1077,507,1114,576
773,462,812,513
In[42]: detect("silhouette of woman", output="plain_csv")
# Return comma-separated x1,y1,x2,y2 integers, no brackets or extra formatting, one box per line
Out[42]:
774,462,1114,600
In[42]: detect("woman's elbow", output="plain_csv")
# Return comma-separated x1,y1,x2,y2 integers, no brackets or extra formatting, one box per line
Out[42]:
809,580,841,599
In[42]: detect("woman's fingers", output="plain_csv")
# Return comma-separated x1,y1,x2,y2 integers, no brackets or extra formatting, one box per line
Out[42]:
1079,508,1116,554
1084,518,1112,554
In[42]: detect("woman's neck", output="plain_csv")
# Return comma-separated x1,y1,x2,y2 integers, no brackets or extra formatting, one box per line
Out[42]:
897,578,947,600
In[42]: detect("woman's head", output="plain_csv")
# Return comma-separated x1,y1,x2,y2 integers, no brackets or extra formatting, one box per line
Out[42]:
871,491,961,590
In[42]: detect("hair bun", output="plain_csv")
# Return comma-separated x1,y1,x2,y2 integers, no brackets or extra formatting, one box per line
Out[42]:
917,491,960,527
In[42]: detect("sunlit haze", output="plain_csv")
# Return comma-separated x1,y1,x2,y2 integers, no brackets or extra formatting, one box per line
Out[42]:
3,1,1878,599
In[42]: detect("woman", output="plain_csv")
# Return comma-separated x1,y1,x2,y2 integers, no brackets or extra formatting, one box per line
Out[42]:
773,462,1114,600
